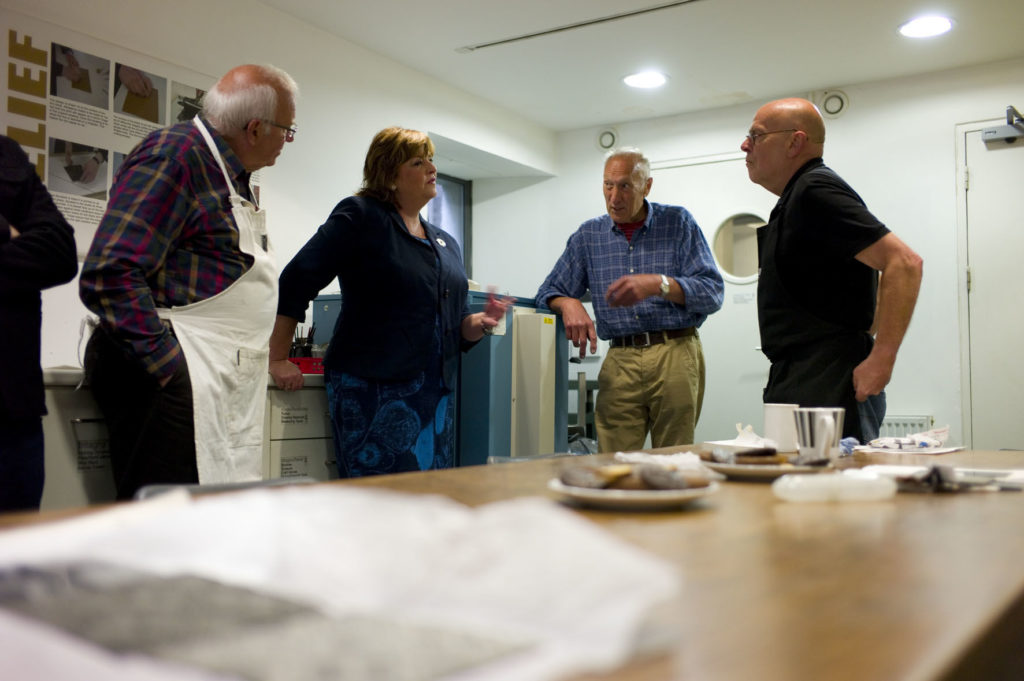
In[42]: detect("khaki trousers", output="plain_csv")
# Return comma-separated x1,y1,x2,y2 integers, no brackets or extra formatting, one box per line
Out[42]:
595,333,705,452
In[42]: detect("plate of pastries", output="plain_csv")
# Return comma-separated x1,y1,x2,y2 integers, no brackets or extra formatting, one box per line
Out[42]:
549,462,718,510
698,446,831,481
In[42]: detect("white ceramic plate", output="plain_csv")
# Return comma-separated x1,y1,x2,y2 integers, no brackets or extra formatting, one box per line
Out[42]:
547,478,719,510
703,461,828,481
703,440,797,454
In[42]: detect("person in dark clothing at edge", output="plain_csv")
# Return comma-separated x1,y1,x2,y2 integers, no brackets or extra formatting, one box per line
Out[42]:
0,135,78,511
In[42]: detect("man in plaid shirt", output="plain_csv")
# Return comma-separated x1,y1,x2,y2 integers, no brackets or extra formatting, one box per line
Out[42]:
80,64,298,499
536,148,723,452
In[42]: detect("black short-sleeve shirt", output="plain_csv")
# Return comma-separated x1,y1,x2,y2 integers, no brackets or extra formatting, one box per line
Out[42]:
760,158,890,336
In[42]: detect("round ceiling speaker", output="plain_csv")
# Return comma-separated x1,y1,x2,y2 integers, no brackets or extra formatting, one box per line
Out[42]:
820,90,849,118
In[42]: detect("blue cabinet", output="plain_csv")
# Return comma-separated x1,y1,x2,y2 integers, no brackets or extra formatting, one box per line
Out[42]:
457,293,568,465
312,291,569,467
311,293,341,346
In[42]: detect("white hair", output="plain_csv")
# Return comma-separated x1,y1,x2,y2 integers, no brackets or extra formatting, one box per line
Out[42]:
201,64,298,137
605,146,650,187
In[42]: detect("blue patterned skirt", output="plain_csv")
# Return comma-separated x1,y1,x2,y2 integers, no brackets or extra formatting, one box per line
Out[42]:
324,362,454,478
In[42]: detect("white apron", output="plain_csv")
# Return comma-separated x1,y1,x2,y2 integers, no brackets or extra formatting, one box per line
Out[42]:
156,116,277,483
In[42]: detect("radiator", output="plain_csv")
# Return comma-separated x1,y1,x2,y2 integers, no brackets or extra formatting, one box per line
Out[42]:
879,415,933,438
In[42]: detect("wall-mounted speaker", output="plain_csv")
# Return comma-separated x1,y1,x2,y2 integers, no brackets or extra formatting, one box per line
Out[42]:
596,128,618,151
819,90,849,118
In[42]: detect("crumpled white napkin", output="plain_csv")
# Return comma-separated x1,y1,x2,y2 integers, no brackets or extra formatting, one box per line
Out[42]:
706,423,777,450
734,423,776,448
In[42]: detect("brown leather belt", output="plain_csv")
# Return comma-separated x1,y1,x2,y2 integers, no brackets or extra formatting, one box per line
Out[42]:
609,327,695,348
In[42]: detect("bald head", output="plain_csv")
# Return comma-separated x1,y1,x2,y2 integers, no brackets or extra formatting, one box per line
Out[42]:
216,64,294,94
759,98,826,146
217,65,271,96
743,97,826,195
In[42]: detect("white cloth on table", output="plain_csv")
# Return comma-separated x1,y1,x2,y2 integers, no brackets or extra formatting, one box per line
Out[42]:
0,486,679,681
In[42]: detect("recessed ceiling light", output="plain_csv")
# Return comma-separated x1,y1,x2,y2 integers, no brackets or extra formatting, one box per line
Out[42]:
623,71,667,89
899,15,953,38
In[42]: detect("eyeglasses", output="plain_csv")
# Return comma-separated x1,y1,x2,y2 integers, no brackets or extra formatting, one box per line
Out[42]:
263,120,297,142
745,128,797,146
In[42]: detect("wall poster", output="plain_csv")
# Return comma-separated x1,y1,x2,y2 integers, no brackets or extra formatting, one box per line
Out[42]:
2,9,241,256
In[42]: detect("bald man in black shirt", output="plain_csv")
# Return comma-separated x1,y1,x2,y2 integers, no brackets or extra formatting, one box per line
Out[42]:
742,98,923,441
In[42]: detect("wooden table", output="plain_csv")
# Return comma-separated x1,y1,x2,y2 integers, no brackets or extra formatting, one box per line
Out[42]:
339,449,1024,681
3,449,1023,680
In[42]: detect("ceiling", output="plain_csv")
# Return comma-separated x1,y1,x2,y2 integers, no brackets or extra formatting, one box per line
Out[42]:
259,0,1024,131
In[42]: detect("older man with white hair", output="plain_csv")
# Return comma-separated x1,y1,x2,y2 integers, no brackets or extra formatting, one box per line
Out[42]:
80,64,299,499
536,147,724,452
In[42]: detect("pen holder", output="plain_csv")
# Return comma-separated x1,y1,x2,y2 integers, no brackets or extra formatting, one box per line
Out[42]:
289,341,313,358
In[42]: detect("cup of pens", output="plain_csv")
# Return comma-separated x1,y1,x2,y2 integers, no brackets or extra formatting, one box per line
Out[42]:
286,323,324,373
290,323,316,358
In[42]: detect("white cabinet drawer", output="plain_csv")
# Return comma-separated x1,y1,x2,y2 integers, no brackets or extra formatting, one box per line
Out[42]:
267,438,337,481
41,384,117,510
267,388,332,440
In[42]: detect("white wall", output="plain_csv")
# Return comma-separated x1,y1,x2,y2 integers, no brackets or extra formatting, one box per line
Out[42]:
10,0,1023,446
2,0,555,366
472,56,1024,444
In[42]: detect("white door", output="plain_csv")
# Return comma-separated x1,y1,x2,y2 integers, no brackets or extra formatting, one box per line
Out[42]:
650,154,778,442
962,127,1024,449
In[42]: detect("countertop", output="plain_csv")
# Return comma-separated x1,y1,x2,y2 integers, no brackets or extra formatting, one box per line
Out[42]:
43,366,325,389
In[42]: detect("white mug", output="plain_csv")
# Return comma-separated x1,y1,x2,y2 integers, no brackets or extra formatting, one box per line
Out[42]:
793,407,845,462
763,403,799,452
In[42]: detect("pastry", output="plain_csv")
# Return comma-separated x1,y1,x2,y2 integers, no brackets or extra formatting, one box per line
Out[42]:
560,463,711,491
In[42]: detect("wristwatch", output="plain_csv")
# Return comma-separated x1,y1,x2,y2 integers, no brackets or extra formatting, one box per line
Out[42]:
659,274,671,299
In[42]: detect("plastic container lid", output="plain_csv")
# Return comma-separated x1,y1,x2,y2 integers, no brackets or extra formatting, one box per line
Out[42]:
772,470,897,502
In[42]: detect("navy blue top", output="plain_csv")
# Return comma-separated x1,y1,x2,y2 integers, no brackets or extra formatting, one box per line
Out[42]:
277,195,473,388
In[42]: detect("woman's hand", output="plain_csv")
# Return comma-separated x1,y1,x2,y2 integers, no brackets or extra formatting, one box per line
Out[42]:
462,290,514,341
481,291,513,330
268,315,303,389
270,358,304,391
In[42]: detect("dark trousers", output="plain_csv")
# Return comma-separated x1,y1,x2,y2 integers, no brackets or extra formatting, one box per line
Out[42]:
0,418,45,512
764,335,876,442
84,328,197,500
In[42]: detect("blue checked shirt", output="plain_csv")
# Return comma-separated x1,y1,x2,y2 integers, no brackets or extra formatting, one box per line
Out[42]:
535,201,724,339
